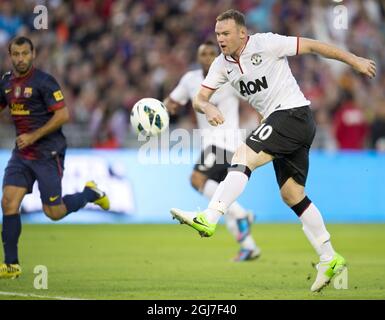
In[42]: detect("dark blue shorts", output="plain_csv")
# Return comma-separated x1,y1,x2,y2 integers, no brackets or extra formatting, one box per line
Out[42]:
2,153,65,206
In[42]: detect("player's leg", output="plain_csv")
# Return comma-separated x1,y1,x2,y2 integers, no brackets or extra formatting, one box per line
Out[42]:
275,147,346,292
224,213,261,261
190,146,260,260
42,203,67,221
277,171,321,255
42,182,110,221
277,106,346,292
171,142,273,237
0,155,33,279
205,143,273,223
192,170,260,259
63,181,110,214
279,176,334,259
34,155,110,221
0,186,26,278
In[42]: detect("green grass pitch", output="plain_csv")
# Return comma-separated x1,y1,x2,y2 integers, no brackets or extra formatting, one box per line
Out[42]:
0,224,384,300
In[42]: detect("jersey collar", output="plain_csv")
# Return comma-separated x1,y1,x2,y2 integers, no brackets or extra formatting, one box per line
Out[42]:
11,66,35,82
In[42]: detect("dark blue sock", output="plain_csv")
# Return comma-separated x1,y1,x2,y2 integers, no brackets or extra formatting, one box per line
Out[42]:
63,188,98,215
63,193,88,214
83,187,99,202
2,214,22,264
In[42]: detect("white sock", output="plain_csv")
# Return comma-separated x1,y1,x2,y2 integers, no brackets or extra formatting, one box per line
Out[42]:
302,225,322,256
206,171,249,224
299,203,335,261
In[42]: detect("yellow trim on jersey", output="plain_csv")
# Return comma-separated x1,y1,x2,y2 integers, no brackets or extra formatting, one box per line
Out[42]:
11,110,30,115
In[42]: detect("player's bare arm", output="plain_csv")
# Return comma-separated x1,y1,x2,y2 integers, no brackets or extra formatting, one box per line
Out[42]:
16,107,70,150
298,38,376,78
193,86,224,126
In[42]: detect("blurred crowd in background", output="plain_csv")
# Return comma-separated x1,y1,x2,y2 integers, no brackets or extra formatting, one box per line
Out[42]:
0,0,384,150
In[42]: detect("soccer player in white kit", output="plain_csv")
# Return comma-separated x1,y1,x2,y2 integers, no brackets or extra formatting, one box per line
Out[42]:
164,41,261,261
171,9,376,292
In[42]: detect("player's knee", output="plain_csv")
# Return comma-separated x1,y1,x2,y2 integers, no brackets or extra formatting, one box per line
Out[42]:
190,171,207,192
45,213,61,221
280,190,294,206
1,195,9,211
1,195,19,213
280,188,305,207
231,145,270,171
43,207,62,221
280,178,306,206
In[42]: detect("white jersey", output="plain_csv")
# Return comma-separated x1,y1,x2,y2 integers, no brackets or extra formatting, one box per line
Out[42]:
202,33,310,120
170,69,242,152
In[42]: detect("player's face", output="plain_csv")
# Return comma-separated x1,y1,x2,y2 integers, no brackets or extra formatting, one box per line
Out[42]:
215,19,246,57
10,43,35,75
197,45,217,73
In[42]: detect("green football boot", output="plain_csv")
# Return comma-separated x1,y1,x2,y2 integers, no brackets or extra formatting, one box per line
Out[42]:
311,253,346,292
170,208,216,237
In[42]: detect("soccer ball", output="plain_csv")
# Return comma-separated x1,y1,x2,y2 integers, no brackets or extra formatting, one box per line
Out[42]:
130,98,169,136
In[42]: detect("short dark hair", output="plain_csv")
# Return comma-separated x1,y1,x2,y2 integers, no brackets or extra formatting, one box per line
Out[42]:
216,9,246,27
199,40,218,53
202,40,216,47
8,36,34,54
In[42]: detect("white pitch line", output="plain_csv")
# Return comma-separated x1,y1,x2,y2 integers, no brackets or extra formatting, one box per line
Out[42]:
0,291,85,300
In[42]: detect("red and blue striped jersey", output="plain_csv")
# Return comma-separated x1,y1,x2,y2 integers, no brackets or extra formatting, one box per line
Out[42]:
0,67,67,160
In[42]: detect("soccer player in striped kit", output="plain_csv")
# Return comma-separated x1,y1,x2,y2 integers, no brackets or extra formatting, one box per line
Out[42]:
0,37,110,279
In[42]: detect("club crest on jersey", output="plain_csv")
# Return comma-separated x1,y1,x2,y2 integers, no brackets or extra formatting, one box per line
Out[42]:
251,53,262,66
14,86,21,98
53,90,64,101
24,87,33,98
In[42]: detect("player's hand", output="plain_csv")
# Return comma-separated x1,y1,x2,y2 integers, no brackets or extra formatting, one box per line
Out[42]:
353,56,376,78
16,133,37,150
204,103,225,126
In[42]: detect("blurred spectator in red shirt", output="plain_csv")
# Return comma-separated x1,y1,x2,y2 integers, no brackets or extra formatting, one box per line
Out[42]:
333,92,369,150
370,99,385,151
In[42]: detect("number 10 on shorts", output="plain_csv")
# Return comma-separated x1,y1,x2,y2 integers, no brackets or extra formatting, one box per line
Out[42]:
252,123,273,141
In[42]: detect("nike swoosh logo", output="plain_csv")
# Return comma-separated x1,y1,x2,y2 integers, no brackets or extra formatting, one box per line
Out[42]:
197,165,208,171
249,136,261,143
227,69,233,75
193,217,209,227
49,195,59,202
5,89,11,94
